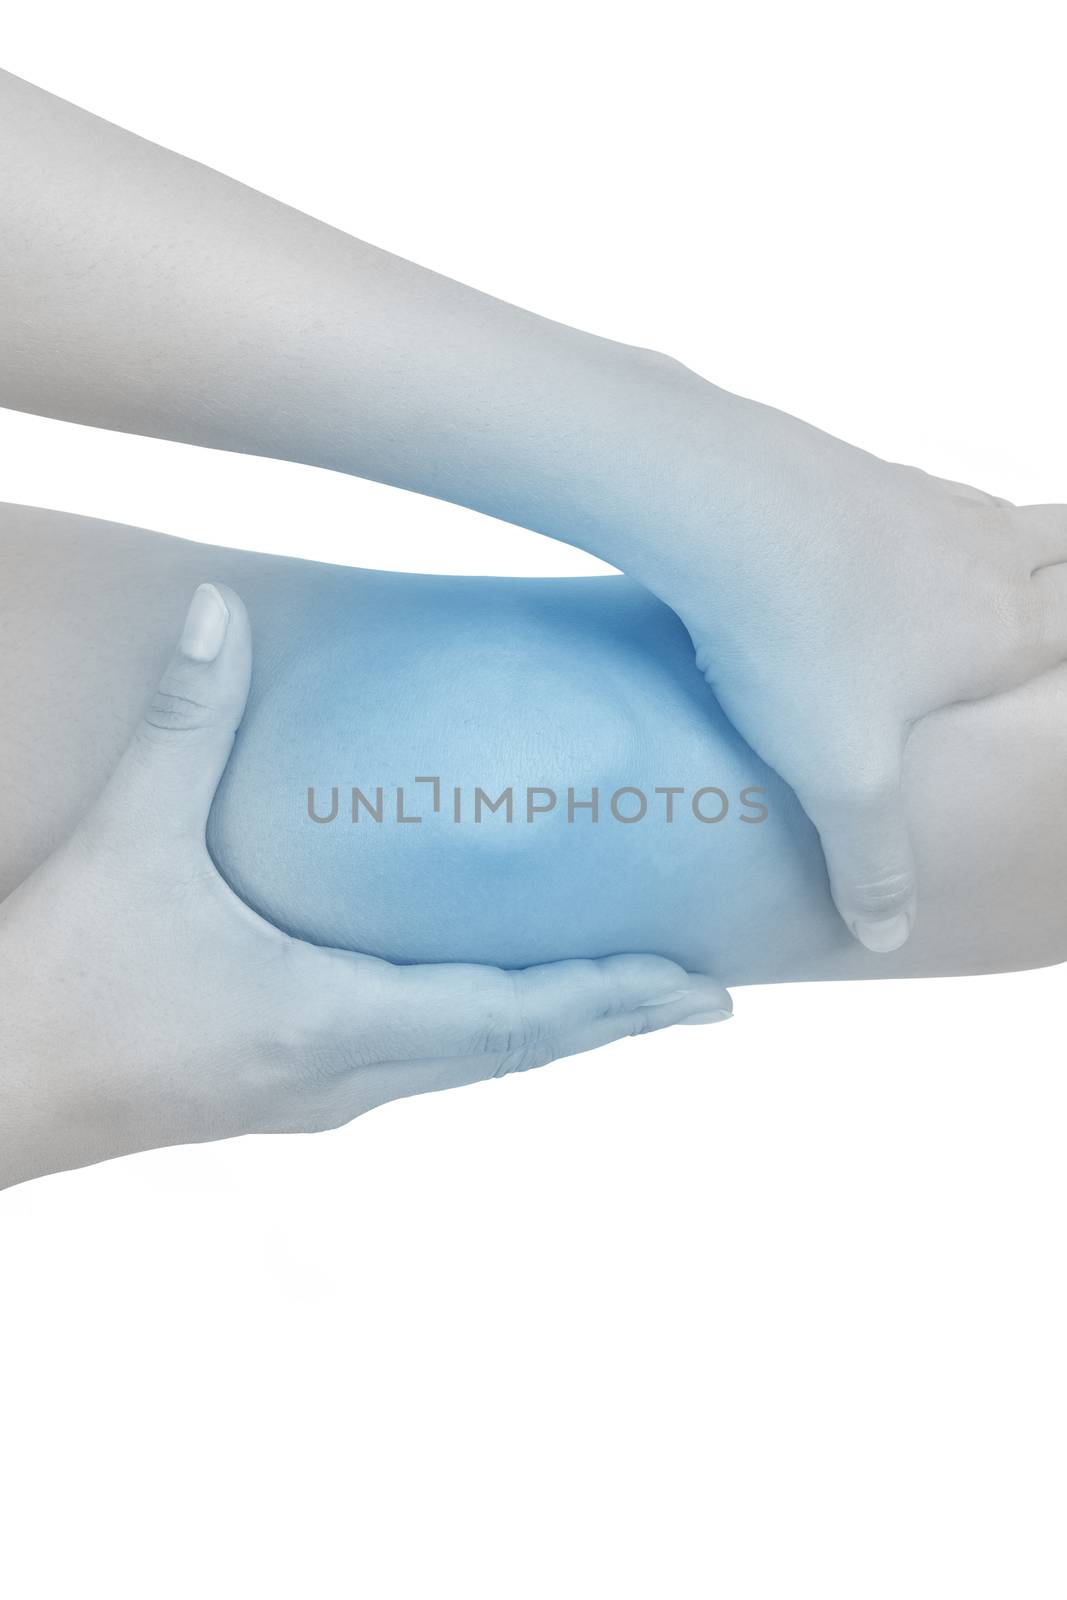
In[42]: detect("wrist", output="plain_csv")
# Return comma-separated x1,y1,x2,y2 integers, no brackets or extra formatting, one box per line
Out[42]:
0,906,122,1187
460,323,704,567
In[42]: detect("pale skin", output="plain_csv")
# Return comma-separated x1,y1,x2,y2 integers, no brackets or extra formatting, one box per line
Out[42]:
3,506,1065,989
4,72,1067,1188
0,561,730,1190
3,70,1067,952
4,500,1066,1188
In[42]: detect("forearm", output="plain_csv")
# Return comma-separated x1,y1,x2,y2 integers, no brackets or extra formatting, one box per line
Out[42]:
0,70,896,621
5,73,1057,977
0,69,702,564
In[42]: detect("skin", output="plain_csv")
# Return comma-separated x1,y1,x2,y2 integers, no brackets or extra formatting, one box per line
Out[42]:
3,502,1066,989
4,69,1066,953
0,566,730,1189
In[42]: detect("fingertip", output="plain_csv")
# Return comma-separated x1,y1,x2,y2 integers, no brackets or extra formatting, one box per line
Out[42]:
605,952,692,1002
177,580,252,719
209,581,249,629
804,771,917,959
640,975,732,1025
206,582,252,665
568,951,691,1013
178,584,230,663
172,582,250,678
851,910,912,954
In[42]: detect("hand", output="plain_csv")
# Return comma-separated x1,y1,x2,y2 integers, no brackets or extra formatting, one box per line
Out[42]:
611,356,1067,952
14,68,1048,957
0,583,730,1188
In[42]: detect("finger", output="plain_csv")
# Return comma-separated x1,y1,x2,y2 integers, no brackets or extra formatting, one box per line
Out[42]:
363,952,732,1064
494,987,735,1073
1026,508,1067,668
343,984,733,1113
87,583,252,850
1033,559,1067,668
1020,504,1067,569
801,758,917,954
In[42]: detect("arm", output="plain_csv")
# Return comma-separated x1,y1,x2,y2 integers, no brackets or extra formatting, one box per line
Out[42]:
0,67,649,535
3,70,1066,957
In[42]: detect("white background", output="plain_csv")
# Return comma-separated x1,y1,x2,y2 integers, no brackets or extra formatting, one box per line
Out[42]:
1,4,1064,1595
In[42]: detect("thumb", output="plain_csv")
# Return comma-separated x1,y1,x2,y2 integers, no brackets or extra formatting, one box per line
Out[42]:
801,756,917,955
88,583,252,852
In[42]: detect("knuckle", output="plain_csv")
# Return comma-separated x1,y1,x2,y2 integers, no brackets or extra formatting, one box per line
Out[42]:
593,954,666,1016
844,871,913,916
263,965,373,1081
566,957,616,1016
472,970,540,1058
1031,583,1065,668
141,675,215,735
809,764,899,822
993,574,1042,655
492,1039,558,1078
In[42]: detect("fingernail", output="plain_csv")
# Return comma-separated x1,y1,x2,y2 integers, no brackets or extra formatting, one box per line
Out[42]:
679,1008,733,1026
852,912,911,954
179,584,230,663
643,988,696,1009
